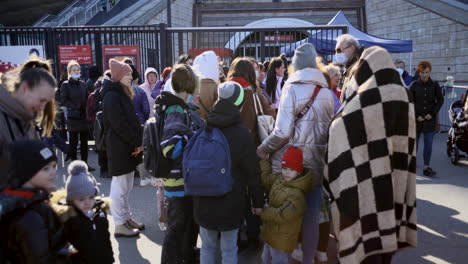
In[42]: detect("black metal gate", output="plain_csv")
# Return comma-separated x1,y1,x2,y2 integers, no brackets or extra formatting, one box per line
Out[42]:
0,24,347,79
0,25,160,79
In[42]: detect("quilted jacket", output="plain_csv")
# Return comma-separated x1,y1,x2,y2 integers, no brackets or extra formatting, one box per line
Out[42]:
259,160,313,253
257,68,334,183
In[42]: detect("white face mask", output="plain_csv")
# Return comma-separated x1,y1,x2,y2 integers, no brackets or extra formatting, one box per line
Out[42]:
255,70,259,79
71,74,81,79
396,68,404,75
335,53,349,65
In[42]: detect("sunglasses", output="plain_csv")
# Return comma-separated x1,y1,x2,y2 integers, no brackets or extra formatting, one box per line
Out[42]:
335,46,351,53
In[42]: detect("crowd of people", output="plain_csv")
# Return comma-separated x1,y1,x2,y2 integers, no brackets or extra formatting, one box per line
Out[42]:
0,32,461,264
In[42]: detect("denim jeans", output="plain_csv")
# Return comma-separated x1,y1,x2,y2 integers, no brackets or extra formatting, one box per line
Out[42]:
417,132,435,166
199,227,238,264
261,243,291,264
301,186,322,264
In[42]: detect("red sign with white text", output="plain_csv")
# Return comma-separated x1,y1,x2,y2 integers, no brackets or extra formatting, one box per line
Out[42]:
102,45,140,72
58,45,92,65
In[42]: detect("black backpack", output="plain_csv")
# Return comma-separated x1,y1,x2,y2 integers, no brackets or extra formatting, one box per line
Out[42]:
143,112,173,178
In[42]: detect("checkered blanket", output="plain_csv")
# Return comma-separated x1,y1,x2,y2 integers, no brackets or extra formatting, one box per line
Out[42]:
324,46,417,264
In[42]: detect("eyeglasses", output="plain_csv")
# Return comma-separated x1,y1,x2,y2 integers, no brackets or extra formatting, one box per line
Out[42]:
335,46,351,53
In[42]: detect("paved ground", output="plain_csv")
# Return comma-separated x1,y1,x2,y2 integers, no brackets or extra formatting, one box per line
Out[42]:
55,133,468,264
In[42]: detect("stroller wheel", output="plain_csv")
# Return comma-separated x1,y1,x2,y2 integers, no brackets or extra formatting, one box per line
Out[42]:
451,147,460,165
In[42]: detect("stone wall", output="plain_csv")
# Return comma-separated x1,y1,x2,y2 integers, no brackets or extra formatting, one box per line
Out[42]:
366,0,468,83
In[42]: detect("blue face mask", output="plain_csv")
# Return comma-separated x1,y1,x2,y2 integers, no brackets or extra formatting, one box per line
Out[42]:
71,74,81,79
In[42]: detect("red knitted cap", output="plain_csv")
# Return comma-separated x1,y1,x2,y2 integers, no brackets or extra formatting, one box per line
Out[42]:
281,146,304,173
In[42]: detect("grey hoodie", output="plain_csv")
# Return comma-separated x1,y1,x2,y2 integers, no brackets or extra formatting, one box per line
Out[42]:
0,84,38,184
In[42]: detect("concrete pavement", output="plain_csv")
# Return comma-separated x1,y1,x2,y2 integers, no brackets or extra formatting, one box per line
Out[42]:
55,133,468,264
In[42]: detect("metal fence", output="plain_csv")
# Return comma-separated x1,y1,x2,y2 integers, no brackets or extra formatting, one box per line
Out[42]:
439,85,468,132
0,25,160,79
0,24,347,80
163,25,348,68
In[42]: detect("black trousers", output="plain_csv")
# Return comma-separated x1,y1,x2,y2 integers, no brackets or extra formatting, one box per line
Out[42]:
161,196,199,264
69,131,88,162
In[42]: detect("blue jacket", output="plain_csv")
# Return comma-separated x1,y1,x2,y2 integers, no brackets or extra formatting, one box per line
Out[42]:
132,86,150,124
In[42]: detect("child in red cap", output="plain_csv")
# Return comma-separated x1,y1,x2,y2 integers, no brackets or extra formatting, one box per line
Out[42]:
255,146,314,263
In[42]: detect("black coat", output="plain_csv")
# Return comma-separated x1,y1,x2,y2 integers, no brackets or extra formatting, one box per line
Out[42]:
193,99,264,231
409,78,444,133
64,200,114,264
4,188,71,264
60,78,89,132
103,82,142,176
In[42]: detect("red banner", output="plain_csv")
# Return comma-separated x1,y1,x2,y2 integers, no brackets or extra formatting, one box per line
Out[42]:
58,45,92,65
102,45,140,72
264,35,294,42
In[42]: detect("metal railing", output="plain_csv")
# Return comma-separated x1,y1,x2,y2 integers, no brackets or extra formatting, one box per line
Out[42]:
0,24,348,80
0,25,160,79
161,24,348,68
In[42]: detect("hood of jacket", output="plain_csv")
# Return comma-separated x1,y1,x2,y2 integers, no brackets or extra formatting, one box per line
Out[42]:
99,76,113,98
207,99,241,128
155,91,188,114
140,67,158,92
0,84,34,121
193,51,219,84
280,169,313,194
50,189,111,223
285,68,328,88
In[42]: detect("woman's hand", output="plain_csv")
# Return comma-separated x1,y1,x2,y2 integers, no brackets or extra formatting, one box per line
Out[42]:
417,116,425,122
132,146,143,157
424,114,432,120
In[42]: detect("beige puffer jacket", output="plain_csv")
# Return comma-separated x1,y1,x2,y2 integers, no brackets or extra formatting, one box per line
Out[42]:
258,68,334,184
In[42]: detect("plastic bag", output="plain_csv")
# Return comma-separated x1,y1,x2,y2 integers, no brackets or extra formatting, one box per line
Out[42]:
152,178,168,231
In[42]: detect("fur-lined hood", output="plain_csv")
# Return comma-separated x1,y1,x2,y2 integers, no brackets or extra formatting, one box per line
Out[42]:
50,189,111,223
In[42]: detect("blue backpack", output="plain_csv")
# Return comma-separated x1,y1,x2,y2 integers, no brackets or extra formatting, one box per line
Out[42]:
183,126,232,196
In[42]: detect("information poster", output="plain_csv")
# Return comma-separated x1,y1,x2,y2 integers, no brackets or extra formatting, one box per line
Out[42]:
102,45,140,72
0,45,44,73
58,45,92,80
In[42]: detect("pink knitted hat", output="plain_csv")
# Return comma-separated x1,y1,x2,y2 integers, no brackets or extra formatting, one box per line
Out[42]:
109,58,132,82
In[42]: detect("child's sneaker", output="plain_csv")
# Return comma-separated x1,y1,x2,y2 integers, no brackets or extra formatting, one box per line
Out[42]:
316,250,328,263
291,245,303,262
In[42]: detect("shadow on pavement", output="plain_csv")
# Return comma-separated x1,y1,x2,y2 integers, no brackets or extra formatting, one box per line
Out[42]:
395,198,468,264
115,236,151,264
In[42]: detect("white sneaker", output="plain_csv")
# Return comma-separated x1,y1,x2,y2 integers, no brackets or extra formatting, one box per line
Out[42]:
291,246,303,262
316,250,328,263
140,178,151,187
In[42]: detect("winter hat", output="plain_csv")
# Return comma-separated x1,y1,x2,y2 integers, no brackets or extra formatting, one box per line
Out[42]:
292,43,318,71
65,160,99,201
8,139,57,187
109,58,132,82
281,146,304,173
218,81,244,107
193,51,219,84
